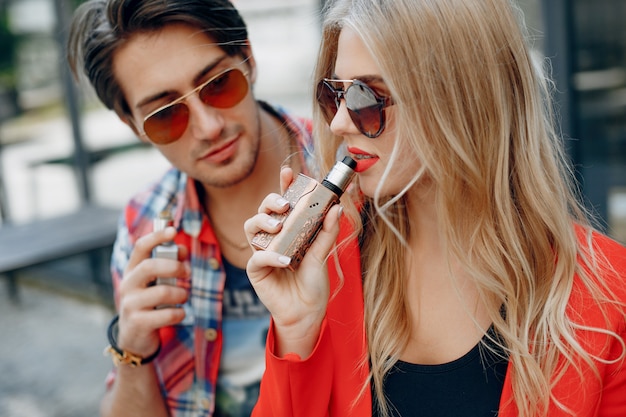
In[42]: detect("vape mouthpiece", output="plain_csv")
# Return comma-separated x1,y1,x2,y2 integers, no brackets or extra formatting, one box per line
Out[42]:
322,156,357,197
153,210,173,232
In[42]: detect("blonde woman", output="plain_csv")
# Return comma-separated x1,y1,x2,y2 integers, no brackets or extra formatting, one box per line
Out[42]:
244,0,626,416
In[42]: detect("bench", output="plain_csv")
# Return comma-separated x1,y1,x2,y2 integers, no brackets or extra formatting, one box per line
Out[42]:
29,141,151,168
0,204,120,303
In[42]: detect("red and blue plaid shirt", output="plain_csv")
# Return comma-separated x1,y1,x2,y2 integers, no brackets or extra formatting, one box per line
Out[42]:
107,102,314,416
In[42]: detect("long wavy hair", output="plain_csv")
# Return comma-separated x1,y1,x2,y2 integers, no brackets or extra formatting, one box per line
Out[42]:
313,0,625,416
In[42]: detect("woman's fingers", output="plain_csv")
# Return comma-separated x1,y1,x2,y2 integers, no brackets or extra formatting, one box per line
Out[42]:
245,193,291,244
301,204,343,266
246,250,292,284
244,213,283,237
253,193,290,215
279,166,294,194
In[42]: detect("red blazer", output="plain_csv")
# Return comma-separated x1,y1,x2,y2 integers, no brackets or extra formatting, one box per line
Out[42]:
252,222,626,416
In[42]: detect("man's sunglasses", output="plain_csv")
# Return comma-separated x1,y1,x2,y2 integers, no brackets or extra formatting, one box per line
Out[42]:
141,67,249,144
316,78,394,138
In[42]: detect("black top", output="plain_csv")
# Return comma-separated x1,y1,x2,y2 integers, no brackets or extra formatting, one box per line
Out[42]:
372,328,509,417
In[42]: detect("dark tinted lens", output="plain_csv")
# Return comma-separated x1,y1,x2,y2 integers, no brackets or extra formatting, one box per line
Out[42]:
200,69,248,108
345,84,383,138
347,105,383,138
144,103,190,144
316,80,340,124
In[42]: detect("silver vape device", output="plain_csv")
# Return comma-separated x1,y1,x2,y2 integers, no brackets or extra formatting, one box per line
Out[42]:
153,211,178,307
251,156,356,270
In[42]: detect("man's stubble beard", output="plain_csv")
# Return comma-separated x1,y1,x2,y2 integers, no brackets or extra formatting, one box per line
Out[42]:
197,138,260,189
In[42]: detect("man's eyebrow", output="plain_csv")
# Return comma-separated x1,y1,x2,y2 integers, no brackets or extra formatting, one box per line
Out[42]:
135,55,228,109
192,55,230,85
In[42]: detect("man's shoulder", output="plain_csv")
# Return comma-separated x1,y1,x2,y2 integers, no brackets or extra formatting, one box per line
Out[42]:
260,100,316,174
123,167,187,230
128,166,184,203
260,100,313,138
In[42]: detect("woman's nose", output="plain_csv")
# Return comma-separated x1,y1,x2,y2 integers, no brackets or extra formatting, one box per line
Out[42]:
329,99,359,137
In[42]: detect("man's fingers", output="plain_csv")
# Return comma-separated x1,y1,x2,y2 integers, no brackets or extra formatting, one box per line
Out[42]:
126,226,177,270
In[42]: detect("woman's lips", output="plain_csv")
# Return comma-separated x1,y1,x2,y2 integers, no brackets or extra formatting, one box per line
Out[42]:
347,147,379,173
354,157,378,173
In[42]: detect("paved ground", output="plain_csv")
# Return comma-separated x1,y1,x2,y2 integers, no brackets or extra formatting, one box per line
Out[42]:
0,280,112,417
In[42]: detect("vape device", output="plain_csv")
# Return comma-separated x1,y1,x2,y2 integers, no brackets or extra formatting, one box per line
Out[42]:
251,156,356,270
153,211,178,307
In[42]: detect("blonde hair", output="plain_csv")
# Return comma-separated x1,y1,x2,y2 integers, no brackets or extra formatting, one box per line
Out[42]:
313,0,625,416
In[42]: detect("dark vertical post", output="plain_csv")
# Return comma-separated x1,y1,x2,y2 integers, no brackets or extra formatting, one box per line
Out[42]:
53,0,91,203
0,137,9,222
0,128,17,302
541,0,576,155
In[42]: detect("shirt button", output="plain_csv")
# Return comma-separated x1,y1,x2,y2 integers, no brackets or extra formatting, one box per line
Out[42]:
201,398,212,410
208,257,220,270
204,328,218,341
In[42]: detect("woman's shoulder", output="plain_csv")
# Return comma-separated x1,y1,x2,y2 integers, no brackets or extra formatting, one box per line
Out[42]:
585,227,626,274
573,225,626,311
575,224,626,264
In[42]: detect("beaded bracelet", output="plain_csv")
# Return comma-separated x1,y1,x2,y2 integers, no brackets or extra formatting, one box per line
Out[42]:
104,314,161,367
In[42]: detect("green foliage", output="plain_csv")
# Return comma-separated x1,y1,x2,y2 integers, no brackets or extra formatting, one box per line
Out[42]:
0,6,16,86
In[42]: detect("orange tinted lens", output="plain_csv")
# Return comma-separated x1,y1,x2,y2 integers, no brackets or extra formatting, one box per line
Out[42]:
144,103,190,144
199,69,248,108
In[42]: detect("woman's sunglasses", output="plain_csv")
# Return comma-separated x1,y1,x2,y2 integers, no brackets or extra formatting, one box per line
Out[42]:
316,78,394,138
141,67,249,144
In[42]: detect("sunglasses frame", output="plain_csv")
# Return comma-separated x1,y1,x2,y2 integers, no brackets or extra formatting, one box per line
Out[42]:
317,78,394,138
140,66,249,144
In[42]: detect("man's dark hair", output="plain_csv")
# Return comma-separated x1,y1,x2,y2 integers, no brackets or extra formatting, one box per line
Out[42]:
67,0,249,118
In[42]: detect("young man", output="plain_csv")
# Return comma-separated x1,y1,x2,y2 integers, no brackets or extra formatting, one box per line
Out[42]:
67,1,313,416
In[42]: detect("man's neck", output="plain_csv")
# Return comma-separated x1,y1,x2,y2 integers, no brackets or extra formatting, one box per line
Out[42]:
201,102,298,218
199,103,298,267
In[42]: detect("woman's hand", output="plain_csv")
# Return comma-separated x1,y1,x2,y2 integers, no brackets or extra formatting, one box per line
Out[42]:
244,167,342,358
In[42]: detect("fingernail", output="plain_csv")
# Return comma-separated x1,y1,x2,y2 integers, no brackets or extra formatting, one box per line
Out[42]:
337,206,344,219
276,197,289,207
267,218,281,227
278,255,291,265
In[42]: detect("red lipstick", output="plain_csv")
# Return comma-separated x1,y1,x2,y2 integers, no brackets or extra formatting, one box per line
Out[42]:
347,146,379,173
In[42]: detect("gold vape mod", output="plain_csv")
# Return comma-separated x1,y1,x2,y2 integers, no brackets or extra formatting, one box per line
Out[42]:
153,210,178,307
251,156,356,270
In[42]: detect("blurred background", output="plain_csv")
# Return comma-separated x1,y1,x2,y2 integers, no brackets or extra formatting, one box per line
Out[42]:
0,0,624,416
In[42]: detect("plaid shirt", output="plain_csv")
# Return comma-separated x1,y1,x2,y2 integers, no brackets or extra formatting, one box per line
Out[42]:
108,102,314,416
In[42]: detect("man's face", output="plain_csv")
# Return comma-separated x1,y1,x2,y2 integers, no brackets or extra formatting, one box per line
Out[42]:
113,24,261,188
